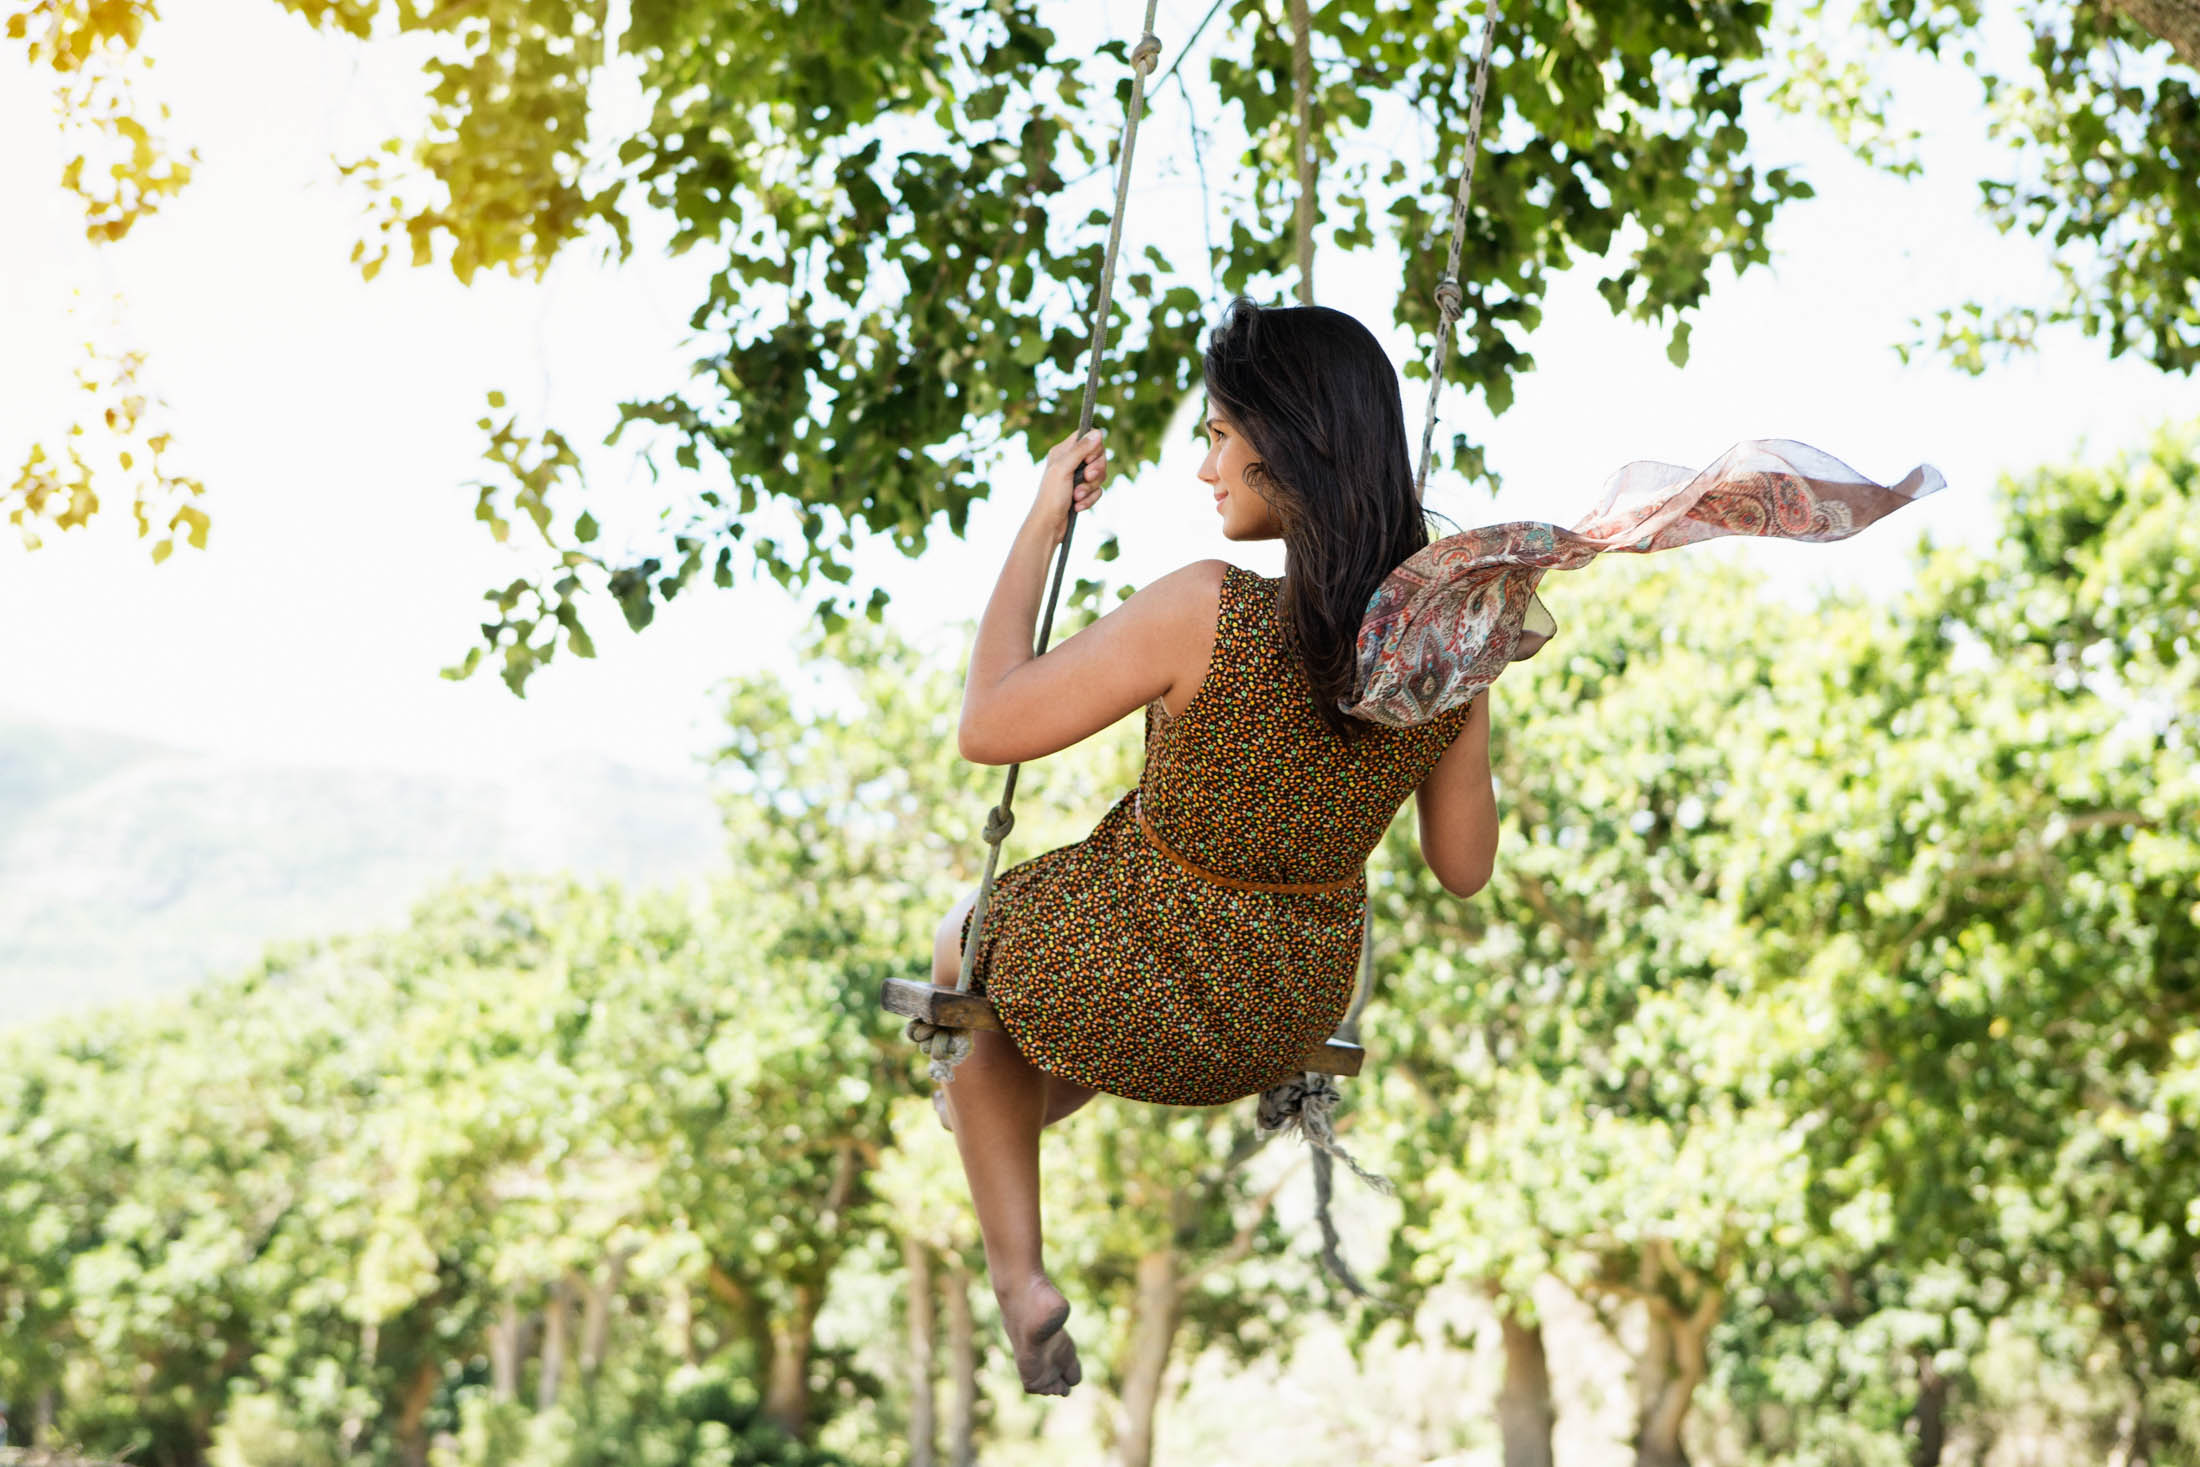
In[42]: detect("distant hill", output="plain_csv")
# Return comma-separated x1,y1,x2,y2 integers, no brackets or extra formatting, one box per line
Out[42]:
0,720,729,1028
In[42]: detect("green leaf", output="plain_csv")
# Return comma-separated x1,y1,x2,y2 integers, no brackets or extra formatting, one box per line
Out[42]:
1665,321,1693,368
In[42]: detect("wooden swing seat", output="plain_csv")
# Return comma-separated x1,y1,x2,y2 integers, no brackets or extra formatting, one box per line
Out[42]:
879,978,1365,1078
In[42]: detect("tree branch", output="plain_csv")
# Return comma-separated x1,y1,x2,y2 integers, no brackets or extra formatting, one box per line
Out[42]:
2104,0,2200,69
1178,1163,1301,1295
1510,868,1601,970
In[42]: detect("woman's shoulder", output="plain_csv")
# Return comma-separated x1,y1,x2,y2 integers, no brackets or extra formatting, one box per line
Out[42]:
1134,561,1267,634
1187,560,1273,594
1144,559,1235,604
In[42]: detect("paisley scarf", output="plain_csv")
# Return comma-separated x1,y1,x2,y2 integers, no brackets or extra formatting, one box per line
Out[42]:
1345,439,1946,726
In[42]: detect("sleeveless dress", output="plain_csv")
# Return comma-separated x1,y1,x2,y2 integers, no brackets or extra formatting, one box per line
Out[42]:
958,563,1474,1107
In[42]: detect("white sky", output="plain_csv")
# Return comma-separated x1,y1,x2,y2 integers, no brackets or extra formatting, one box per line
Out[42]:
1,1,2191,780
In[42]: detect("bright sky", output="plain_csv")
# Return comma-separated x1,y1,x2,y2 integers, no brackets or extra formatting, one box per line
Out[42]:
1,1,2191,781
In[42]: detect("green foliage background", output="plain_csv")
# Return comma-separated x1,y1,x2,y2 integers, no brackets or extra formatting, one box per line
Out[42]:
2,428,2195,1465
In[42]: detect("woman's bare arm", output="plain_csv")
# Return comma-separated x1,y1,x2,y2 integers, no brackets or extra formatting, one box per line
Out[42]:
1412,691,1498,898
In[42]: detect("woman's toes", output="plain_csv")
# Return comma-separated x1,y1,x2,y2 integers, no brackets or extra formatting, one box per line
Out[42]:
1047,1329,1083,1392
1003,1279,1077,1395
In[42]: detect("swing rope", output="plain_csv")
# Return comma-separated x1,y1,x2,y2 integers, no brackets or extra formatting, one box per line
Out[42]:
1249,1,1505,1222
1414,0,1503,500
907,1,1166,1085
913,0,1507,1165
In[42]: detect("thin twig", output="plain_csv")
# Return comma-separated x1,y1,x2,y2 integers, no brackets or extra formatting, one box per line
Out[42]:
1152,0,1233,92
1172,69,1222,288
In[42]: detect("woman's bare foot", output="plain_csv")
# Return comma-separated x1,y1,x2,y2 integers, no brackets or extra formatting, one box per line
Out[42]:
998,1275,1081,1396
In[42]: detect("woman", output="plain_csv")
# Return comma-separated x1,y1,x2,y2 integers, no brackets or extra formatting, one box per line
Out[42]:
931,300,1498,1397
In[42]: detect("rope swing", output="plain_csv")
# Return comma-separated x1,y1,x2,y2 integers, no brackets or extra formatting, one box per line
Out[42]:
900,0,1168,1087
889,0,1509,1146
1241,5,1505,1290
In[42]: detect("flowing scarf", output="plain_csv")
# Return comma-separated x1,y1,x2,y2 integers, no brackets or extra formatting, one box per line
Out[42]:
1344,439,1948,726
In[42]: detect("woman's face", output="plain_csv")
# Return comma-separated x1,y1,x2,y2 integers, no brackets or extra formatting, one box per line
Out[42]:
1197,406,1282,541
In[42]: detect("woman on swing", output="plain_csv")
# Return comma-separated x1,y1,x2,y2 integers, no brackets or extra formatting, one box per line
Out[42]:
931,298,1498,1397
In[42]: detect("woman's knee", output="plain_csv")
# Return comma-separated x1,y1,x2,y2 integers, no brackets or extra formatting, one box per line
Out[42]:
1041,1075,1098,1129
932,889,980,987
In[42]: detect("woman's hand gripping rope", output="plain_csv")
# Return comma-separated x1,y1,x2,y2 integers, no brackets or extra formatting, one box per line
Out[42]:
1024,428,1109,551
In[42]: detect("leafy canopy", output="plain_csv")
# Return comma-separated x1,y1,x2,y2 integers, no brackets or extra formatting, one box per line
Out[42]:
6,0,2197,694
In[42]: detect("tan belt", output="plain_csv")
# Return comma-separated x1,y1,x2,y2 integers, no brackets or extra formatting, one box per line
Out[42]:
1132,792,1362,896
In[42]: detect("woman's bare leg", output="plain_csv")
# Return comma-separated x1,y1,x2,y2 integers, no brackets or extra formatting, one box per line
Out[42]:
941,1071,1097,1132
931,894,1083,1395
1041,1074,1099,1129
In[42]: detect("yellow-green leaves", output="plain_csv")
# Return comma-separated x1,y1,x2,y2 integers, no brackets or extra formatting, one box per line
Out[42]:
7,329,207,561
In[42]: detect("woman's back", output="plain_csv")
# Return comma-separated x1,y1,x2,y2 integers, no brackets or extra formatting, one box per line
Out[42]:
1139,563,1471,887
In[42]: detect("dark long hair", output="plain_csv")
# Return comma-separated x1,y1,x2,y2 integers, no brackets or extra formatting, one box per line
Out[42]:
1201,298,1434,743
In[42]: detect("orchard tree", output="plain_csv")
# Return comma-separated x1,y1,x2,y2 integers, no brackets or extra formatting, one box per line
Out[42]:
1728,425,2200,1461
1360,562,1828,1467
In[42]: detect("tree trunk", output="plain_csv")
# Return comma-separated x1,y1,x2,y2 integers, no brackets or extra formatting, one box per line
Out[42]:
1632,1299,1718,1467
581,1248,631,1385
2106,0,2200,69
706,1261,774,1379
1633,1306,1692,1467
1496,1310,1557,1467
490,1297,523,1403
538,1275,575,1411
394,1358,441,1467
668,1279,698,1366
758,1137,863,1441
1908,1349,1947,1467
34,1384,57,1442
903,1237,939,1467
1114,1249,1183,1467
763,1283,820,1438
1631,1246,1721,1467
943,1254,980,1467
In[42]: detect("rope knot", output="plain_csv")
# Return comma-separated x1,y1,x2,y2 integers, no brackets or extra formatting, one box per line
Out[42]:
1256,1071,1394,1195
905,1018,974,1084
1130,32,1163,75
983,804,1016,844
1434,276,1465,322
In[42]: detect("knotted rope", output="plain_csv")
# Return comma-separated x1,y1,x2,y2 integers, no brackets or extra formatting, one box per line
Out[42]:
918,6,1507,1229
1413,0,1504,499
1257,1,1506,1281
911,1,1166,1086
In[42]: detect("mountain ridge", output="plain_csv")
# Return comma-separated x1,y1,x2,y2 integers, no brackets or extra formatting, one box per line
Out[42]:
0,719,729,1029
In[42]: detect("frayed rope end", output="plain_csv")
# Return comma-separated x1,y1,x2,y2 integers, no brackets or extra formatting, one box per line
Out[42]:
1255,1071,1393,1196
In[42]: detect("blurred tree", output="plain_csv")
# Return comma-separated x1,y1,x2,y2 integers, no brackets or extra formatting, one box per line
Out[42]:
1045,1100,1315,1467
1730,423,2200,1462
0,1014,150,1455
1360,561,1819,1467
1777,0,2200,374
874,1095,988,1467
